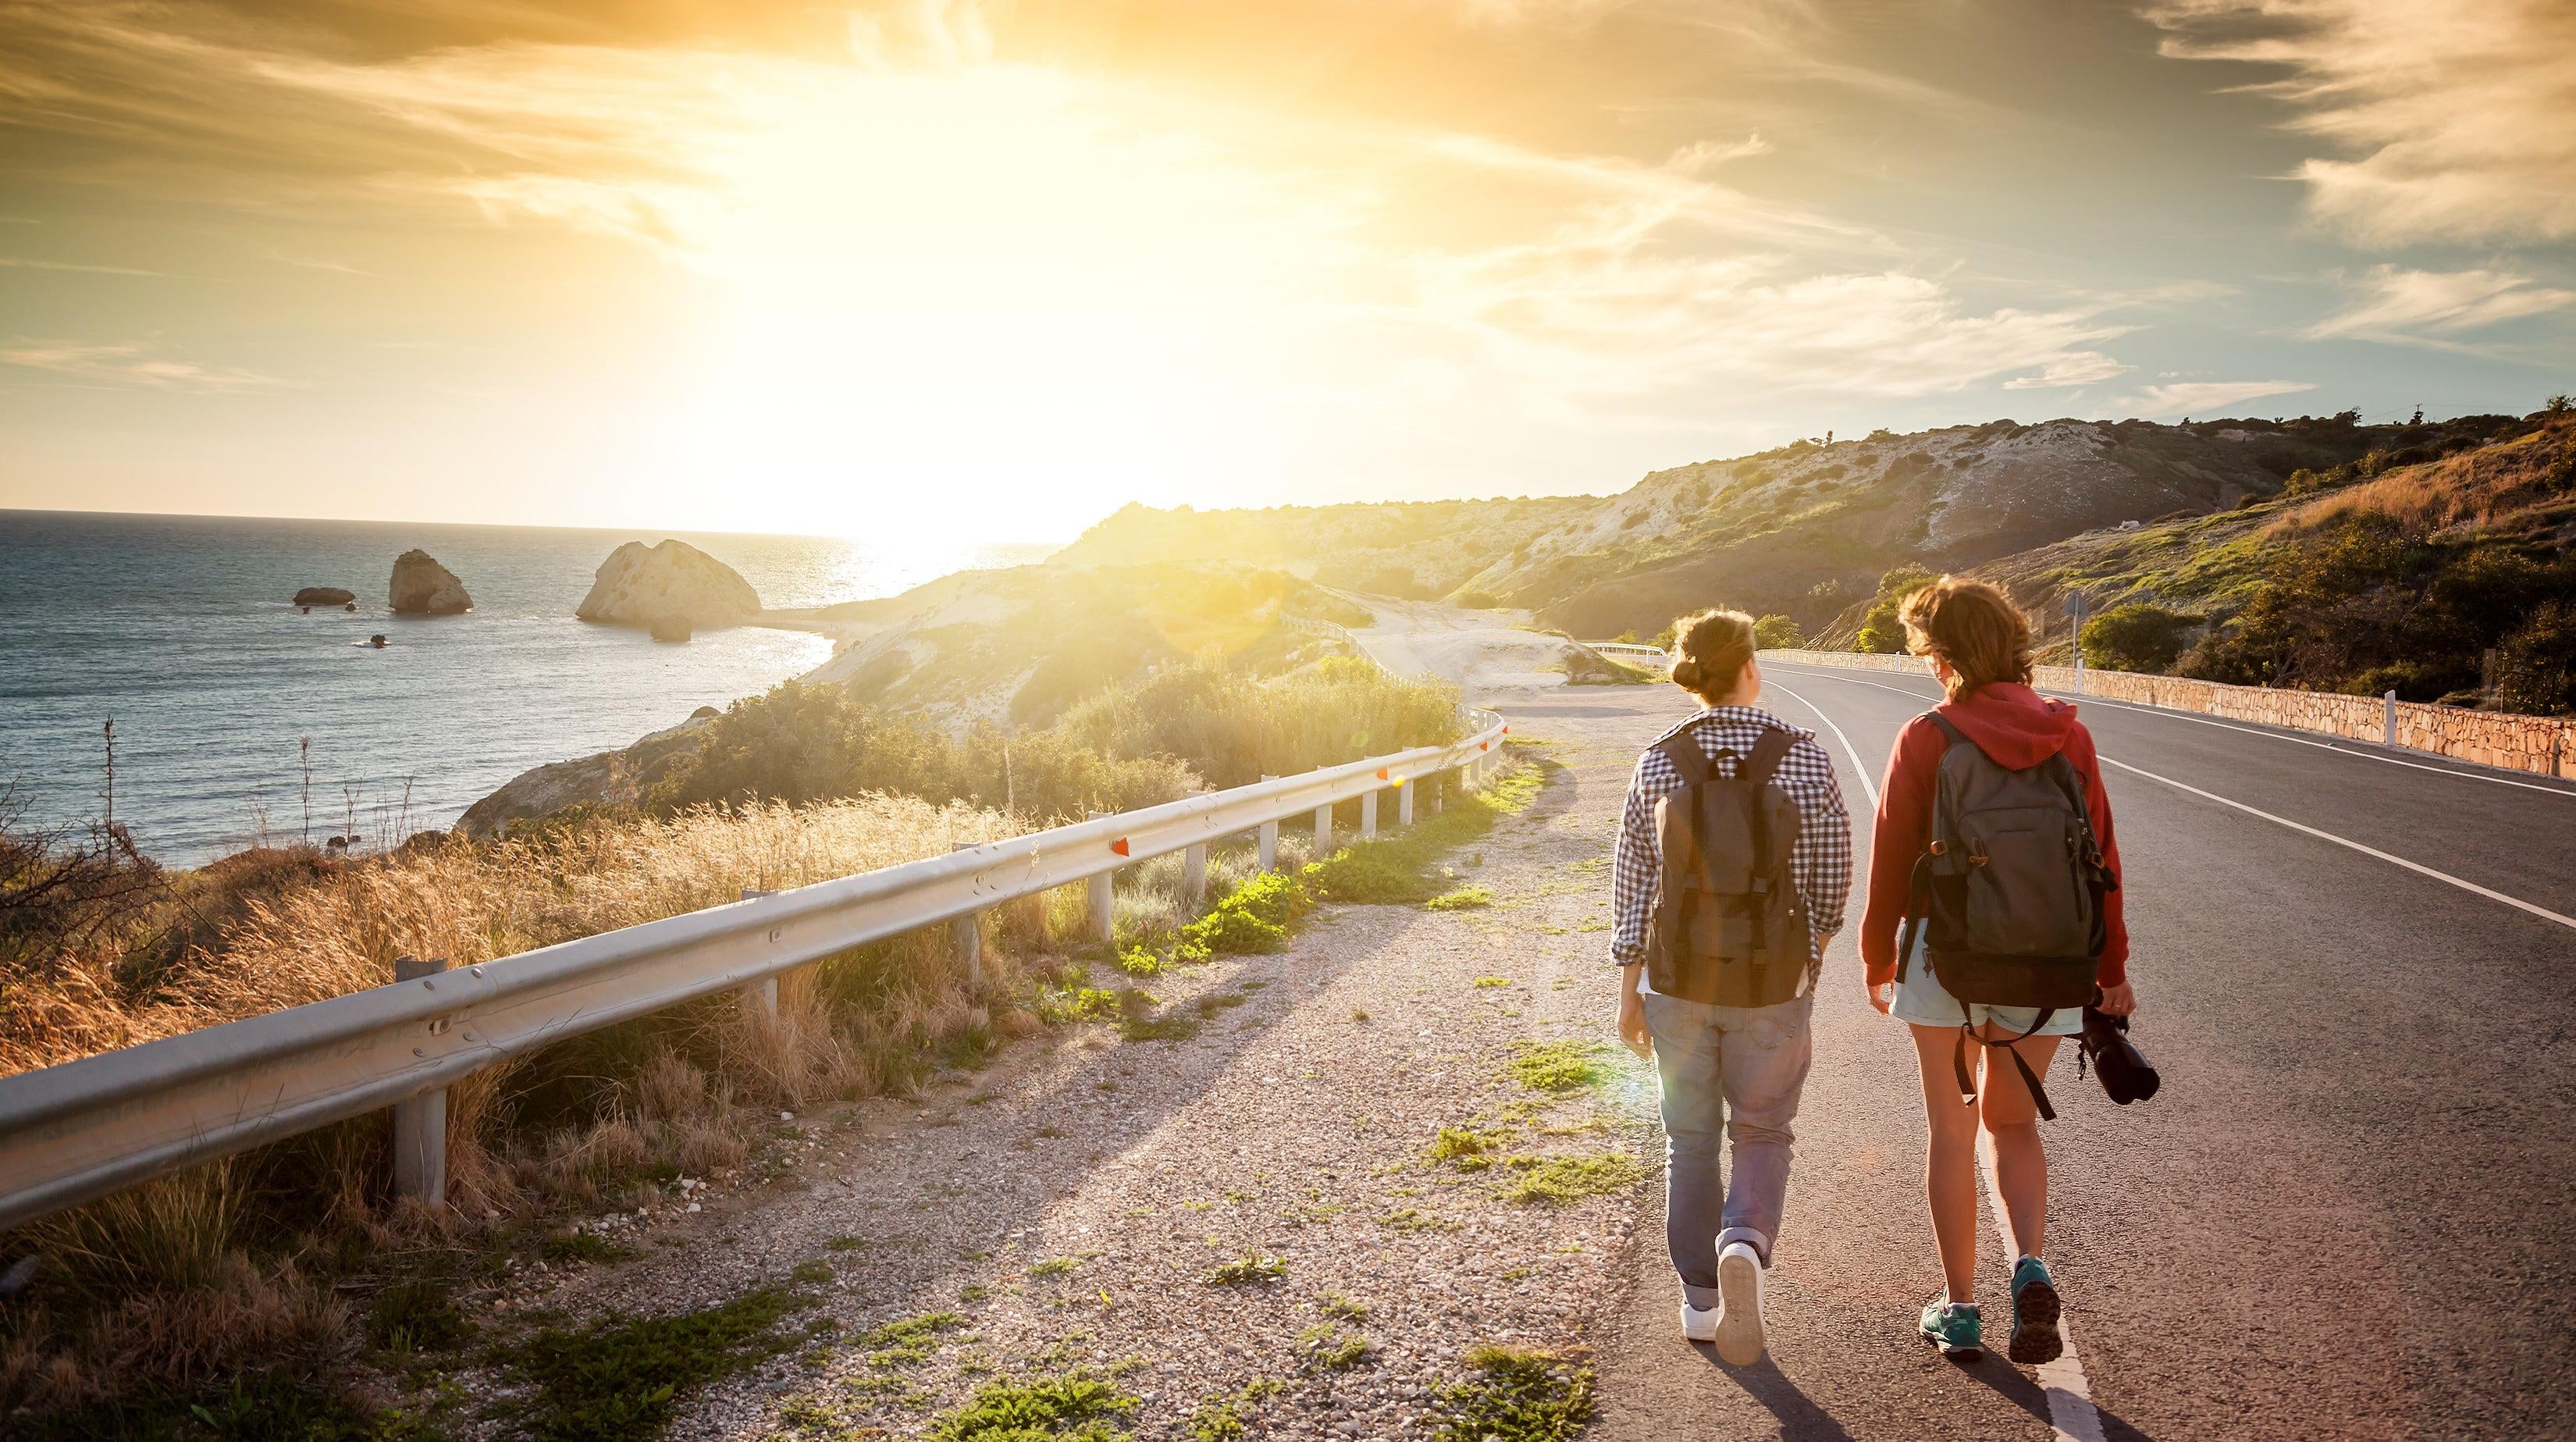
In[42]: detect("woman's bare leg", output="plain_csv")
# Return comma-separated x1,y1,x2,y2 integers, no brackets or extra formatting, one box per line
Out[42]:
1908,1023,1981,1301
1975,1024,2063,1262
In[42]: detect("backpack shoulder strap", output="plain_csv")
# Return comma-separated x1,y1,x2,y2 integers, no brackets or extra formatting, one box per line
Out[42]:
1742,728,1797,788
1655,730,1717,786
1923,710,1969,753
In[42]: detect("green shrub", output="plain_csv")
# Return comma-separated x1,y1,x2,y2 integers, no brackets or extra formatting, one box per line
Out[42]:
2079,604,2200,674
1752,614,1803,649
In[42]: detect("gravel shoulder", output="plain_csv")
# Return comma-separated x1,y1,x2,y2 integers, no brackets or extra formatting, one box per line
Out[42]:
467,718,1667,1440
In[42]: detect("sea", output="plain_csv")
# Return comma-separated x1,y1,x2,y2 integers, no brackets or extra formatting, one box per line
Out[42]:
0,511,1055,865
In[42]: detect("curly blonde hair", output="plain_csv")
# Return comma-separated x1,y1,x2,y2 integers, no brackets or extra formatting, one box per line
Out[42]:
1898,576,2033,699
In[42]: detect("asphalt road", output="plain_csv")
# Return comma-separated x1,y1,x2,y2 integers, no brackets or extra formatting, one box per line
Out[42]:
1503,664,2576,1442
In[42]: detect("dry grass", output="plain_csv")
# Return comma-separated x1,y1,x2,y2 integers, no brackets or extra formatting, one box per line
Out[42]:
2273,421,2576,540
0,794,1016,1077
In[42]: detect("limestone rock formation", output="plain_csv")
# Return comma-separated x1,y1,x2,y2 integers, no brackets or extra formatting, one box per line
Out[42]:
293,586,355,606
389,550,471,614
575,539,762,636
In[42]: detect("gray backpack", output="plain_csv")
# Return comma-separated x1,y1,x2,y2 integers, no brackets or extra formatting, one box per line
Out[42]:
1646,728,1810,1009
1898,712,2114,1117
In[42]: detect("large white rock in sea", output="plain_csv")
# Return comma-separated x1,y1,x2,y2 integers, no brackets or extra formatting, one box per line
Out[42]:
388,550,471,614
575,539,762,640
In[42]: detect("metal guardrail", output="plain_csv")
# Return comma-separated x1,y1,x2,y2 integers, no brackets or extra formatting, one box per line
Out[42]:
0,709,1507,1232
1585,641,1670,668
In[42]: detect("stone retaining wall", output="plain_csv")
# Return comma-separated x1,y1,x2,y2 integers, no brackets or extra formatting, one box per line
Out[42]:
1760,650,2573,780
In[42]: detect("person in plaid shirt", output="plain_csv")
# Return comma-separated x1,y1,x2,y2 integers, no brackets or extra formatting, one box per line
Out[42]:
1610,609,1850,1365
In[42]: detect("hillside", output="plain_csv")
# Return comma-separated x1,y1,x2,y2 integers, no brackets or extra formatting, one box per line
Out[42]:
1971,411,2576,707
796,561,1368,728
1054,495,1596,600
1061,416,2425,639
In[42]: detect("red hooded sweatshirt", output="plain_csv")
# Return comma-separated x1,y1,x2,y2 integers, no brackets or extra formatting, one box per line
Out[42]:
1859,682,2128,990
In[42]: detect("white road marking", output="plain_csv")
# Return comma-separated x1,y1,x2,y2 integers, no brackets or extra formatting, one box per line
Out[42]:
1767,682,1879,806
1979,1154,2107,1442
1780,675,2108,1438
1776,665,2576,933
2098,755,2576,932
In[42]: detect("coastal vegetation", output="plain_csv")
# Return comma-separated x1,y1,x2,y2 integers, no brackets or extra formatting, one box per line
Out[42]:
0,649,1521,1432
1980,408,2576,710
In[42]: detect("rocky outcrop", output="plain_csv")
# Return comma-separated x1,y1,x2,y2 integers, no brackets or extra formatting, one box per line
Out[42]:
293,586,355,606
389,550,471,614
576,540,762,638
456,714,714,838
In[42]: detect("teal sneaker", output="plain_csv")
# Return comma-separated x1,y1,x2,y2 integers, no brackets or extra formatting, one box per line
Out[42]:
1917,1295,1982,1359
2009,1255,2063,1365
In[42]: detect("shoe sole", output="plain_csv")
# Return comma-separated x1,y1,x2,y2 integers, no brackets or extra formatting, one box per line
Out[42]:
2009,1276,2063,1365
1714,1252,1764,1365
1920,1328,1984,1362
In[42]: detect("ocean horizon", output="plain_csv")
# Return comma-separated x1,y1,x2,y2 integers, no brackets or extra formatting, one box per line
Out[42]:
0,509,1057,864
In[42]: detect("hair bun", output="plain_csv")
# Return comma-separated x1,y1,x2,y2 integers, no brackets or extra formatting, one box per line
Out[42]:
1670,657,1704,689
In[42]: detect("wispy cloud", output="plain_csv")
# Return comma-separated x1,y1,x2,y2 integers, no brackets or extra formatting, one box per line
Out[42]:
2117,379,2315,417
2304,265,2576,344
0,255,166,276
2001,353,2133,390
0,340,294,392
2141,1,2576,245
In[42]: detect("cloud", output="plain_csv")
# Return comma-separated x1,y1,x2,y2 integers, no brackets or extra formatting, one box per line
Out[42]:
0,255,167,276
2001,353,2133,390
2140,1,2576,244
0,340,294,392
2304,265,2576,344
2116,379,2315,417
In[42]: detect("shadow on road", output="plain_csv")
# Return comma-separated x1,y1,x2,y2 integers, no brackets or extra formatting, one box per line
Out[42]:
1952,1351,2157,1441
1689,1346,1858,1440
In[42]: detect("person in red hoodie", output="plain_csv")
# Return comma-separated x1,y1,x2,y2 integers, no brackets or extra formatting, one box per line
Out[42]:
1858,576,2134,1367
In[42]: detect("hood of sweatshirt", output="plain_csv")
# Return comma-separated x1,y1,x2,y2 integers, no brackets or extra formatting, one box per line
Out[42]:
1937,682,2080,768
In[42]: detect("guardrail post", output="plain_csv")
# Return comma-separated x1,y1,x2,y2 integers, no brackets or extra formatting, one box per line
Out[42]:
1398,776,1414,826
1314,801,1333,857
391,956,449,1208
1361,788,1378,840
1183,842,1208,906
1258,777,1279,870
948,843,981,988
1087,813,1115,943
2384,689,2398,747
738,889,778,1021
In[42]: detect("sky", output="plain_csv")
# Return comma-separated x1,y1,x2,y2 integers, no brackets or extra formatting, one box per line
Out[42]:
2,0,2572,543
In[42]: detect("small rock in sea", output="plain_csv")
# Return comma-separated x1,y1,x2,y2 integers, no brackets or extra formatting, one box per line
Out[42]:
293,586,355,606
389,549,471,614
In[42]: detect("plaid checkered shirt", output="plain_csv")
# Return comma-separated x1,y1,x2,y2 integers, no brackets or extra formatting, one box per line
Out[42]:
1610,706,1853,977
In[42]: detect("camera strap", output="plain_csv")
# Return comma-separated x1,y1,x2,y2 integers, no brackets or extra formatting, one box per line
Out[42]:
1954,1012,2058,1122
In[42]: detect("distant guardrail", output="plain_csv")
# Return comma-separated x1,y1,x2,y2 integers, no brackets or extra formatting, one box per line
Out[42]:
1759,649,2573,780
0,694,1508,1232
1584,641,1671,669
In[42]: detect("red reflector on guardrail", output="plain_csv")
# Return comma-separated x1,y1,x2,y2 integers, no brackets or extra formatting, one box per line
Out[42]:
1478,741,1489,751
1375,767,1389,781
1111,838,1130,857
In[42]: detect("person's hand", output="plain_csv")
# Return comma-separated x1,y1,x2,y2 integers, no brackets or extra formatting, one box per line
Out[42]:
2095,981,2137,1017
1866,978,1895,1016
1616,988,1653,1059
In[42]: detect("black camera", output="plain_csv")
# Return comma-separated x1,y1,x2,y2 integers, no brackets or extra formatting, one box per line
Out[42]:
2077,1004,2160,1106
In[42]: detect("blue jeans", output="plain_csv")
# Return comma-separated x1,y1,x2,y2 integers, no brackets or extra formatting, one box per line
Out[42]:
1642,990,1813,1305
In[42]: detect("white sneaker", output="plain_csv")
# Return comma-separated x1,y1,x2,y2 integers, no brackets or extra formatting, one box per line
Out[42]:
1715,1241,1767,1365
1679,1301,1720,1343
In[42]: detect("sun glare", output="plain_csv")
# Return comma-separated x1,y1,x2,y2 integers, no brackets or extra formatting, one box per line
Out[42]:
667,64,1354,541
